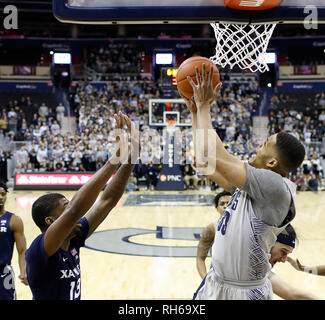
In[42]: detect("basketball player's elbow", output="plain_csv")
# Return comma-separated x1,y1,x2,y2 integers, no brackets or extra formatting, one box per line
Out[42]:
101,193,121,210
17,242,26,255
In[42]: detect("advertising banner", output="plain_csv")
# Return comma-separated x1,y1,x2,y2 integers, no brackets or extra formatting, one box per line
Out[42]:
14,173,114,190
0,81,53,91
156,129,184,191
276,81,325,91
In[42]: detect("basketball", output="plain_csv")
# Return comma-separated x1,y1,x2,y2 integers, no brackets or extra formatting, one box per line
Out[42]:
176,56,220,100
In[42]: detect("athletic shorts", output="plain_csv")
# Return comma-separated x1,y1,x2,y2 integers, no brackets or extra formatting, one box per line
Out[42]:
193,267,273,300
0,265,16,300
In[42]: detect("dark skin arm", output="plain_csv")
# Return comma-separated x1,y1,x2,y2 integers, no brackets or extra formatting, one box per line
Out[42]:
85,163,134,237
196,223,215,279
10,215,28,285
43,112,128,257
85,114,139,237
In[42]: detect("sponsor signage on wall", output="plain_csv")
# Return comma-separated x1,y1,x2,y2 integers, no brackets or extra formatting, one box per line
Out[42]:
156,129,184,191
276,81,325,91
0,81,53,91
14,173,114,190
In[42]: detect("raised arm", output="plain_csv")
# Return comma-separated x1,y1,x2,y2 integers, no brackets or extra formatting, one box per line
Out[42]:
269,272,319,300
43,112,126,257
85,114,138,237
181,93,231,191
187,64,247,189
196,223,215,279
11,215,28,285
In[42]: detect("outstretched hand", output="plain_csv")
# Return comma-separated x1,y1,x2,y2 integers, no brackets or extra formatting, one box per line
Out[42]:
114,111,125,130
113,111,140,164
287,256,305,272
122,112,141,155
187,63,222,111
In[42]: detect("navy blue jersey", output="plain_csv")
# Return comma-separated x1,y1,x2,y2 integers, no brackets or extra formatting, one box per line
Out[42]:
26,217,89,300
0,211,15,265
0,265,16,300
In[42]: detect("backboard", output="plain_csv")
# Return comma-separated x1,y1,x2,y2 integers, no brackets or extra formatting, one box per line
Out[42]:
149,99,190,127
53,0,325,24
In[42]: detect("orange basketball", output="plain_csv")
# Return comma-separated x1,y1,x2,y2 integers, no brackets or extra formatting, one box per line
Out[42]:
176,56,220,100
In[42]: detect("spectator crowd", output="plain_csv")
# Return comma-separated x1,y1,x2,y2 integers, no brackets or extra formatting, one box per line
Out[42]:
269,91,325,191
84,44,143,81
0,44,324,191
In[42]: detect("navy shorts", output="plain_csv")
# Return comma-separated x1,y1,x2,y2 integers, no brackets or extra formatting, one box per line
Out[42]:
0,265,16,300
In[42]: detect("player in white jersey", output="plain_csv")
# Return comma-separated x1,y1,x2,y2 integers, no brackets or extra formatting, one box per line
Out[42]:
183,64,306,300
195,191,319,300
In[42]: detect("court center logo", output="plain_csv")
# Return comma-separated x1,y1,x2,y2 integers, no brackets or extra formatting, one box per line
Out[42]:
85,226,204,257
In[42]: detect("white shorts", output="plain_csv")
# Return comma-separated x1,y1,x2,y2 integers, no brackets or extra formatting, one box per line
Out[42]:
193,267,273,300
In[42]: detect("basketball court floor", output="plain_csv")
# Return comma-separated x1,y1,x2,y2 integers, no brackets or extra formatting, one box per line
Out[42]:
6,188,325,300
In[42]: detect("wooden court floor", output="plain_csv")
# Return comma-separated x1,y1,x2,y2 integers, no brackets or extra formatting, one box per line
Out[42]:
5,189,325,300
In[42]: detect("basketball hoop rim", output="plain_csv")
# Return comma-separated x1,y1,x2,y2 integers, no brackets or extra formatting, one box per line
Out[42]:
212,20,280,25
166,120,177,127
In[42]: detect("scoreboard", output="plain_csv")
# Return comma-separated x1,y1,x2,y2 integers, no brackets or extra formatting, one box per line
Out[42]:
160,67,178,87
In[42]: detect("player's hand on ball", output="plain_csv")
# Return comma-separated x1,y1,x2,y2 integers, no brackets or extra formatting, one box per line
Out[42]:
187,64,222,109
287,256,305,272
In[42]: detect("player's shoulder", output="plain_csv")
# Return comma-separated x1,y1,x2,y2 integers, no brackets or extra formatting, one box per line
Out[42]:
28,233,44,247
283,178,297,198
9,213,23,226
247,163,291,187
26,233,45,258
201,223,216,239
205,222,215,233
2,210,14,218
246,162,279,177
2,211,19,227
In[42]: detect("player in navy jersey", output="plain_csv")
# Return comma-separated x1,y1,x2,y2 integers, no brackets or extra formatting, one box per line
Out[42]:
0,181,28,300
26,112,139,300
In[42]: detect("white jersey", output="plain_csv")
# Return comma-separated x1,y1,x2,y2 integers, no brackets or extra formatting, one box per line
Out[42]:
194,164,296,300
211,165,296,282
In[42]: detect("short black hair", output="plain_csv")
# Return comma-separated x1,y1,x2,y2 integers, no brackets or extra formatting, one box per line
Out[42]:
0,181,8,193
32,193,65,231
276,132,305,174
214,190,231,208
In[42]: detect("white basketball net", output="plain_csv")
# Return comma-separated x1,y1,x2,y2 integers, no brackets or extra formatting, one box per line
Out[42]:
166,120,177,134
210,22,277,73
